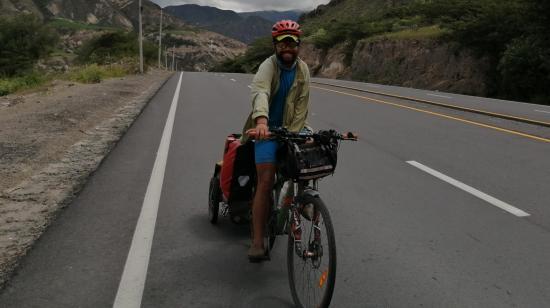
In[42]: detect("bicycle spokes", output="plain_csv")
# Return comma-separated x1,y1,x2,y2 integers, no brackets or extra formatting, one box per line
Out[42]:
291,206,303,256
288,198,335,308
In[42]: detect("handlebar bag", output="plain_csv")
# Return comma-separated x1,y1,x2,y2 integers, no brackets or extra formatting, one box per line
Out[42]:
278,140,337,181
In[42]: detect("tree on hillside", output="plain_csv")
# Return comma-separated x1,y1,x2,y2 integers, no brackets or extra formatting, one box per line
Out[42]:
0,14,59,76
404,0,550,103
76,31,157,65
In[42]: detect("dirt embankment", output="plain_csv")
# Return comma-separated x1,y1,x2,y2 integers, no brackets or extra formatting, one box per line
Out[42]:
0,70,172,287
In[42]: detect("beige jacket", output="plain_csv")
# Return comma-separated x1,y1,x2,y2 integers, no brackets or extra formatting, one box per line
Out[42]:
241,55,310,141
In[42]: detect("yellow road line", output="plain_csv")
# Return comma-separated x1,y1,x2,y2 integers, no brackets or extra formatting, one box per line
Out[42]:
312,85,550,144
312,81,550,128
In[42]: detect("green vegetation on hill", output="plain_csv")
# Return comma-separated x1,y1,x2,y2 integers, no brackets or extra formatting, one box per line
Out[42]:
48,18,120,33
395,0,550,103
0,14,159,96
223,0,550,104
76,31,157,65
212,37,274,73
0,14,59,77
66,64,129,83
300,0,411,34
0,73,47,96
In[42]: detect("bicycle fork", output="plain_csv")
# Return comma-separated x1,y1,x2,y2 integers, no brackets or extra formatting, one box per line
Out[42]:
290,193,322,260
290,204,303,256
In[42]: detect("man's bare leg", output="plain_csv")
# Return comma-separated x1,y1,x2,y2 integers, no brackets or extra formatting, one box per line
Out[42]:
251,163,276,250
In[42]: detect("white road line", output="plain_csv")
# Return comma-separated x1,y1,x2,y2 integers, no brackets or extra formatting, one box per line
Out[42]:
427,93,453,99
407,161,530,218
247,85,252,89
230,78,236,82
534,109,550,114
366,84,381,88
113,73,183,308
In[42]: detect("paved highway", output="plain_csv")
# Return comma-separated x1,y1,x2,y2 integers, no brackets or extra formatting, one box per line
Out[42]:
313,77,550,124
0,72,549,307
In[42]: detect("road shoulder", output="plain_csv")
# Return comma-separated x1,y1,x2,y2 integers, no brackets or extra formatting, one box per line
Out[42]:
0,70,173,287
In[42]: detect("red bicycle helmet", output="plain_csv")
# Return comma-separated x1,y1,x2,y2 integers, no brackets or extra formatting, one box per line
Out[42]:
271,20,302,38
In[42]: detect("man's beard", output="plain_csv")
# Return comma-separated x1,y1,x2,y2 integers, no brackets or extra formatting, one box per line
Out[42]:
276,50,298,66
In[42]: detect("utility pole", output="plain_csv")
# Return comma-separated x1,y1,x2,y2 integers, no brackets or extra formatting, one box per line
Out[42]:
138,0,143,74
158,8,163,69
164,47,168,70
172,45,175,71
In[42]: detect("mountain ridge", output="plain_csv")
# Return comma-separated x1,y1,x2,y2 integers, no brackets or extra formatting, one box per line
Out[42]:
0,0,247,72
165,4,274,44
239,10,304,23
0,0,186,30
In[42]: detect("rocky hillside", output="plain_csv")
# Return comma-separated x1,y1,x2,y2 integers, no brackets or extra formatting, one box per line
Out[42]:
295,0,490,96
166,32,247,72
300,38,489,96
299,0,412,32
0,0,186,30
0,0,247,72
298,0,550,103
0,0,44,19
165,4,273,44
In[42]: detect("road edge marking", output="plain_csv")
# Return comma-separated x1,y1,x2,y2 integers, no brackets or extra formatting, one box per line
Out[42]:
407,161,530,218
427,93,453,99
113,72,183,308
312,85,550,143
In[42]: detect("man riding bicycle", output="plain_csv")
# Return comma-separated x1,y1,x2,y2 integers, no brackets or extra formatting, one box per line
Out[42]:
242,20,311,261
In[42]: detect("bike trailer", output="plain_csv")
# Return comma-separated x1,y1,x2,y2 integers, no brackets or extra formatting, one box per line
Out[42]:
220,134,256,202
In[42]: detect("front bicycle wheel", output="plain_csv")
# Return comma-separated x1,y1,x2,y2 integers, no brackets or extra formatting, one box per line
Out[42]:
287,194,336,308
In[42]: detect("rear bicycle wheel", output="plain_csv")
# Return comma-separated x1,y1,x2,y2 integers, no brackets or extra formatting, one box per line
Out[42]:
287,195,336,308
208,175,221,224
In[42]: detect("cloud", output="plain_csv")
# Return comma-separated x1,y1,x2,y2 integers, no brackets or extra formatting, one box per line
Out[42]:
150,0,330,12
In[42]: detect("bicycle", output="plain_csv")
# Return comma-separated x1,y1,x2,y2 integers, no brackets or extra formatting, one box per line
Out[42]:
208,128,357,308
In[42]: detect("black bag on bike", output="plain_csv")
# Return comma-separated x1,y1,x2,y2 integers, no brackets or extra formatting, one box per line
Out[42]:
277,139,338,181
228,141,256,203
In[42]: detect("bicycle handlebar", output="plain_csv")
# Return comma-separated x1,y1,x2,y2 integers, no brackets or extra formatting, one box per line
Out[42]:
245,127,358,141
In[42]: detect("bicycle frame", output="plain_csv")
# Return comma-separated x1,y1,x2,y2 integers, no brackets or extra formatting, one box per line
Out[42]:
272,173,323,260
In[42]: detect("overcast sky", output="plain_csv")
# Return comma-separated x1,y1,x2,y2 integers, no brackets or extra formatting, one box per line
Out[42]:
150,0,331,12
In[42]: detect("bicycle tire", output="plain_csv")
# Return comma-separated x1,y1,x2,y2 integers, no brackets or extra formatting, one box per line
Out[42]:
287,195,336,308
208,175,221,224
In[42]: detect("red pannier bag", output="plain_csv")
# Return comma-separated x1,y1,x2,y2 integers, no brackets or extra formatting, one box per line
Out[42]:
220,135,240,200
220,134,256,202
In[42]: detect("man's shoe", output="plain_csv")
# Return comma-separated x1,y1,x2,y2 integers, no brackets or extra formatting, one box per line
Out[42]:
247,246,267,263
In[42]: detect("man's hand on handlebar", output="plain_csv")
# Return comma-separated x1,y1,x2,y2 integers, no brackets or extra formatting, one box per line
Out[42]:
247,116,270,140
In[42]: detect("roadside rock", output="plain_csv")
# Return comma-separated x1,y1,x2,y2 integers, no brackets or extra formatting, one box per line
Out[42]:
352,38,490,96
308,43,351,79
300,38,490,96
167,31,247,72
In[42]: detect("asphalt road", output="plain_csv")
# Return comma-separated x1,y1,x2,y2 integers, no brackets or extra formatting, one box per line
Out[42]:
313,77,550,124
0,72,549,308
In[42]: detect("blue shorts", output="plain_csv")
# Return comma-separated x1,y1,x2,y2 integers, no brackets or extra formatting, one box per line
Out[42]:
254,140,279,164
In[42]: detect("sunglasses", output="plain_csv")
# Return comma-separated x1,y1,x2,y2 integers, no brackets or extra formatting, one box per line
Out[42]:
275,41,300,49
